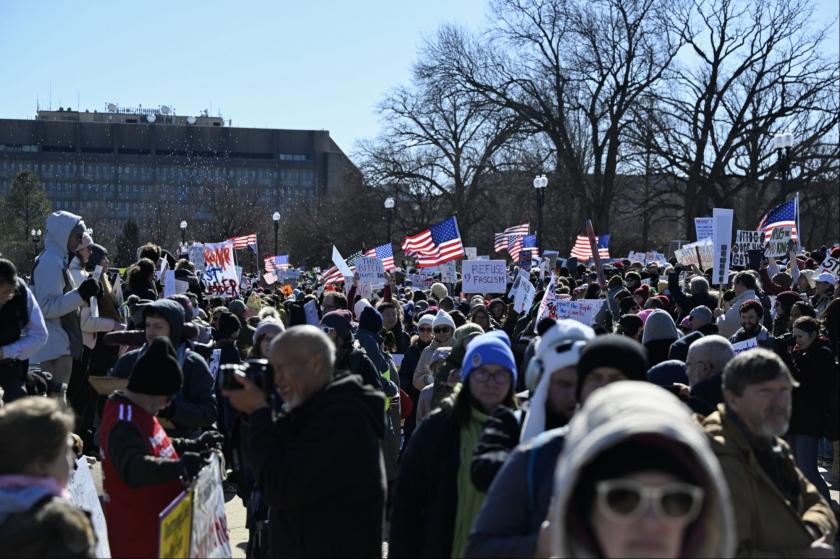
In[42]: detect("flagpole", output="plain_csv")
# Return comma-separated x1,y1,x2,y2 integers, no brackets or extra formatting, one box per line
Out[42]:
586,219,607,289
795,192,801,251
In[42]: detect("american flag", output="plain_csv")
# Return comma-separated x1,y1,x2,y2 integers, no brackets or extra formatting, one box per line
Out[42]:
570,234,610,260
521,234,538,262
264,255,290,272
363,243,396,271
401,217,465,268
229,233,258,252
757,195,798,241
321,250,363,285
508,234,526,261
494,223,529,254
494,233,508,254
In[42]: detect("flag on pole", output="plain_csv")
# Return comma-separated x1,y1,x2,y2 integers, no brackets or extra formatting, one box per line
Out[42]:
494,233,508,254
508,234,526,262
229,233,257,251
264,255,290,272
401,217,465,268
494,223,529,254
570,234,610,260
322,250,363,285
363,243,396,271
757,195,798,241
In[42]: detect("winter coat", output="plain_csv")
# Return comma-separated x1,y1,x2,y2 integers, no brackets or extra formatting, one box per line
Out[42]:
31,211,85,363
789,340,836,437
80,305,119,350
702,405,837,556
0,479,96,558
388,322,411,355
716,289,757,338
667,271,718,317
668,330,704,362
549,382,736,558
400,337,429,393
413,338,454,391
247,374,386,558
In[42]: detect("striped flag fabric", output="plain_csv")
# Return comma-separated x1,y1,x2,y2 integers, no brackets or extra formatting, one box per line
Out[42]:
757,195,798,241
363,243,396,271
401,217,465,268
570,234,610,260
494,223,529,254
494,233,508,254
264,255,290,272
508,234,526,262
321,250,363,285
229,233,257,251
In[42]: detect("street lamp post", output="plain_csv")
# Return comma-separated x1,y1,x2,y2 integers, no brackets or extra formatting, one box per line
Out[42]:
384,197,395,244
532,175,548,255
272,211,281,256
772,132,794,191
180,220,188,245
30,228,42,259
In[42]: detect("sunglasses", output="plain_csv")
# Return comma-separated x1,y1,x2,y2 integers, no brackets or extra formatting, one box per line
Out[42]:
321,326,335,335
433,327,451,334
418,326,433,333
472,368,511,385
595,479,704,523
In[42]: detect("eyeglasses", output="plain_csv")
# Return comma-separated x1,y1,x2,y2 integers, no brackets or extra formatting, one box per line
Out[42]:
433,327,451,334
595,479,704,523
321,326,335,335
472,368,512,385
418,326,433,333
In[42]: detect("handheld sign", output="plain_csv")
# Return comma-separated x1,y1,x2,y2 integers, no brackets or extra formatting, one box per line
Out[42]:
732,230,764,267
356,257,386,288
764,227,793,258
461,260,507,294
712,208,734,285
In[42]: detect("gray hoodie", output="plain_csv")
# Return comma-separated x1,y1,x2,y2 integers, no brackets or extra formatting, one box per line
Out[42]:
549,381,735,558
31,211,85,363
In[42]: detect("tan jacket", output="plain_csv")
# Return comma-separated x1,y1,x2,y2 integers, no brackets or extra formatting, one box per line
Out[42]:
702,405,837,557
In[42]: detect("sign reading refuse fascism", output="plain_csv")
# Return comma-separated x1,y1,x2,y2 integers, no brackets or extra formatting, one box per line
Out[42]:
461,260,507,293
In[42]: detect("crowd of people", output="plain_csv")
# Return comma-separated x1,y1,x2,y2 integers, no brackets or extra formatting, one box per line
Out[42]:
0,208,838,558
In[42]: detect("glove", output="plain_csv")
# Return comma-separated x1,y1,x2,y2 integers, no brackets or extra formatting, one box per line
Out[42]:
77,278,99,302
179,452,210,482
196,430,225,451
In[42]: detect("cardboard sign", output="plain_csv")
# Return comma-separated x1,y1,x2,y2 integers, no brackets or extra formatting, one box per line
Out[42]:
69,457,111,558
556,299,605,326
694,217,713,242
731,337,758,355
202,241,239,297
764,227,793,258
461,260,507,294
158,490,192,559
189,455,231,558
464,247,477,260
712,208,734,285
818,255,840,278
355,257,386,288
732,230,764,267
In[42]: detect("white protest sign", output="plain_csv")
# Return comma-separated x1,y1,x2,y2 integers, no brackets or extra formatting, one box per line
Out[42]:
190,454,231,558
534,274,558,333
332,246,353,278
235,266,243,288
208,349,222,381
732,230,764,267
355,257,386,288
556,299,605,326
712,208,734,286
764,227,792,258
461,260,507,294
202,241,239,297
408,274,434,289
695,217,713,241
508,269,530,298
156,258,169,281
186,244,206,273
674,239,714,269
304,300,320,326
476,255,490,260
513,276,536,314
464,247,477,260
163,270,177,298
68,457,111,558
175,279,190,294
263,271,278,285
440,260,458,283
818,255,840,278
731,337,758,355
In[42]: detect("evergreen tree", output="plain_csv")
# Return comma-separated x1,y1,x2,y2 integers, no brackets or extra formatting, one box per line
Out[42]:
0,170,52,267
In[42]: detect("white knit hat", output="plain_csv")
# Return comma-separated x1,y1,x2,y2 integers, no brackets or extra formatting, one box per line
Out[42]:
417,314,435,327
432,309,455,329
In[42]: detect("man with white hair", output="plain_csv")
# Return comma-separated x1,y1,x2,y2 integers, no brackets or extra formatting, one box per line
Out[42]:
685,335,735,415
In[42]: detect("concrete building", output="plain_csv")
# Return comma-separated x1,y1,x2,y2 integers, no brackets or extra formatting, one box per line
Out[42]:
0,106,357,233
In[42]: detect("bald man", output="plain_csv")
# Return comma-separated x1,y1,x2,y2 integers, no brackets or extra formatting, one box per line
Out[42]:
224,325,386,557
685,335,735,414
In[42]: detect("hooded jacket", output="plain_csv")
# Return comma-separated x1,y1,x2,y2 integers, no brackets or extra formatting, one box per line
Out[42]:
247,373,386,558
549,381,735,558
111,299,216,438
716,289,757,338
31,211,86,363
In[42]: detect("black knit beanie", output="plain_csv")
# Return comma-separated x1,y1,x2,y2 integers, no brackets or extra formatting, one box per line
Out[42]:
127,337,183,396
576,335,648,400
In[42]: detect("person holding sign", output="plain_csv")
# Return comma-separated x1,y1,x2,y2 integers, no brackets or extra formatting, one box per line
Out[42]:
812,272,835,315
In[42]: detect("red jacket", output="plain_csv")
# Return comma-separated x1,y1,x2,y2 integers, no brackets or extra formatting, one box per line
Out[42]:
100,395,182,558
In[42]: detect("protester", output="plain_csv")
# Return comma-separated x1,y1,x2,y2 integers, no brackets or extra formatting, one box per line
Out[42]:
728,299,772,345
31,211,99,392
0,397,96,557
701,349,837,556
100,337,219,558
223,325,386,557
642,309,680,367
811,272,835,315
544,381,736,558
400,313,434,444
684,335,735,415
714,271,759,338
390,333,518,558
250,318,284,359
0,259,47,403
122,258,158,302
413,309,456,390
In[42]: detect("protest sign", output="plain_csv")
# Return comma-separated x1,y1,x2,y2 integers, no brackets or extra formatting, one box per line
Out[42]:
332,246,353,278
732,230,764,267
68,457,111,558
818,255,840,278
508,269,530,297
674,239,714,268
263,271,278,285
163,270,177,298
543,250,559,272
694,217,713,241
556,299,605,326
355,257,386,288
764,227,793,258
304,300,320,326
513,275,536,314
202,241,239,297
731,337,758,355
439,260,458,283
391,354,404,369
190,454,231,558
186,244,206,273
712,208,733,286
159,491,193,559
464,247,477,260
461,260,507,293
534,275,558,333
476,255,490,260
408,274,434,289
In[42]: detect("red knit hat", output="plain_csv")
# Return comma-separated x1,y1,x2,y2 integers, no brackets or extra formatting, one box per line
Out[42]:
634,285,650,298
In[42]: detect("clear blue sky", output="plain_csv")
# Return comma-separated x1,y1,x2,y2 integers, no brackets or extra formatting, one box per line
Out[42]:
1,1,836,158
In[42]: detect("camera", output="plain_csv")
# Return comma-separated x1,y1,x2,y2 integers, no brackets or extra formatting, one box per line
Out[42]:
219,359,273,392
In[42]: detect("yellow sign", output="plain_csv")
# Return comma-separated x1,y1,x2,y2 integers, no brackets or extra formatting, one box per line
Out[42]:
158,491,193,558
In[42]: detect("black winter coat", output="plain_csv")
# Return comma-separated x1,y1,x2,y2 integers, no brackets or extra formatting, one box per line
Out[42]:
789,341,836,436
389,405,461,558
248,374,386,558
